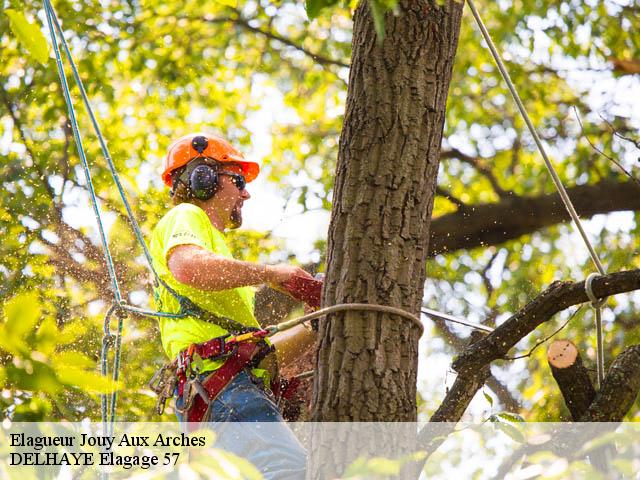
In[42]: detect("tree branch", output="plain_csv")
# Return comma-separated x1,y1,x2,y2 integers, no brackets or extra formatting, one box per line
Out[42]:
581,345,640,422
431,316,521,411
452,269,640,375
440,148,509,198
197,14,350,69
435,186,468,210
573,106,640,187
429,180,640,256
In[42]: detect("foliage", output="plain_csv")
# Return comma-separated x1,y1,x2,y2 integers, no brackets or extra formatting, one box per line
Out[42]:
5,9,49,64
342,451,427,479
0,292,116,420
0,0,638,430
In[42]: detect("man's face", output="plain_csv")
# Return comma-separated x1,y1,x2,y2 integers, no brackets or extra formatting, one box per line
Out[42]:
211,163,250,229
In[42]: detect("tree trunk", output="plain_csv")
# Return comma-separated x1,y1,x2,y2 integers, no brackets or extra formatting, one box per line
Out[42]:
310,0,464,476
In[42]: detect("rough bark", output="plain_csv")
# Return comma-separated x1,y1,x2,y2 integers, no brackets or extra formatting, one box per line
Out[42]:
547,340,596,421
452,269,640,374
428,180,640,256
314,0,464,421
310,0,464,476
581,345,640,422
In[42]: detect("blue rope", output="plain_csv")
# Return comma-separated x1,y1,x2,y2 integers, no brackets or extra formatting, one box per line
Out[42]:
44,0,122,303
43,0,191,309
100,304,117,435
44,0,254,436
43,0,195,435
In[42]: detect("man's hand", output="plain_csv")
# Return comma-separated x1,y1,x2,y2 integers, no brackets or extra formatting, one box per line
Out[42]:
265,264,313,285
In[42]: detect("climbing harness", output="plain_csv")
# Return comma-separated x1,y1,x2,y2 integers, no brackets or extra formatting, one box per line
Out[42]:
149,301,427,422
151,331,274,423
466,0,608,383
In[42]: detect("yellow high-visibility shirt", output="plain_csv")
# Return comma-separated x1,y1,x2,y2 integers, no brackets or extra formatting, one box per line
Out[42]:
149,202,261,373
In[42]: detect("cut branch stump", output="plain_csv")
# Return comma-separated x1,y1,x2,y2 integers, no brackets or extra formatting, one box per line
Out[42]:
547,340,596,421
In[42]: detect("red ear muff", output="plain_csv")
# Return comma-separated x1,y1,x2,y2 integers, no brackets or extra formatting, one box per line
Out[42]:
188,164,219,200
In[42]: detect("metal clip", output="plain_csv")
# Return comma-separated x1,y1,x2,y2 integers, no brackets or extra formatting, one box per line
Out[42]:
192,377,211,405
177,354,184,373
150,363,178,415
176,376,197,414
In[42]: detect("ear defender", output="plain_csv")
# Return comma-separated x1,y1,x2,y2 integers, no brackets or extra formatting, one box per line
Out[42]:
188,164,219,200
169,160,220,200
186,138,218,200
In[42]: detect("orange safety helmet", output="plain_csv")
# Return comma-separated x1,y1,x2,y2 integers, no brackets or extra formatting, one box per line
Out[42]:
162,133,260,187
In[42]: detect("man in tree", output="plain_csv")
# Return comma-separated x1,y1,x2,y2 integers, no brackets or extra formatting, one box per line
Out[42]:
149,132,314,478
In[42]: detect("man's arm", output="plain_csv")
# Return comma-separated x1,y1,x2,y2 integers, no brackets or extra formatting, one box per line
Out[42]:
168,244,312,291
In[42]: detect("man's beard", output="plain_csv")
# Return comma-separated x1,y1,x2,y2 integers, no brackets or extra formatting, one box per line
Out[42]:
229,203,242,228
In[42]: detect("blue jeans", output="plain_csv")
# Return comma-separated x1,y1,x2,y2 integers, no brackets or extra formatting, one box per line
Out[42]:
176,371,307,479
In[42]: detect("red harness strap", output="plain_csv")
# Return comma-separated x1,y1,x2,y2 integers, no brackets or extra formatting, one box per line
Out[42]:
175,335,230,397
186,341,269,423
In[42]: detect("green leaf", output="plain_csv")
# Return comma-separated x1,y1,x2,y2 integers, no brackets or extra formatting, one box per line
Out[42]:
58,320,87,345
489,413,525,443
5,9,50,65
12,396,52,421
306,0,339,19
483,391,494,407
56,366,121,394
51,351,95,369
8,360,62,395
35,317,58,355
495,412,525,423
215,0,237,7
491,419,525,444
3,292,41,340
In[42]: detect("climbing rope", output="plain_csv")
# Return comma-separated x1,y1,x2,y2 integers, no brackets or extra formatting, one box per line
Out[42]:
43,2,120,300
43,0,201,439
267,303,425,336
466,0,608,382
585,273,606,388
421,307,494,333
43,0,194,320
100,304,124,438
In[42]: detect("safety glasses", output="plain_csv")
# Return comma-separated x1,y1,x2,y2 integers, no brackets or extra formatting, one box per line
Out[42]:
219,171,247,191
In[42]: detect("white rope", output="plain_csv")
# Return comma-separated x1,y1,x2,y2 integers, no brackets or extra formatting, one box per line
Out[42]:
267,303,425,336
465,0,606,277
585,273,606,388
421,307,494,333
465,0,609,384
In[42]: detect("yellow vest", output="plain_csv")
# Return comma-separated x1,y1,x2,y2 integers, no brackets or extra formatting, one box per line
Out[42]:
149,203,261,373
